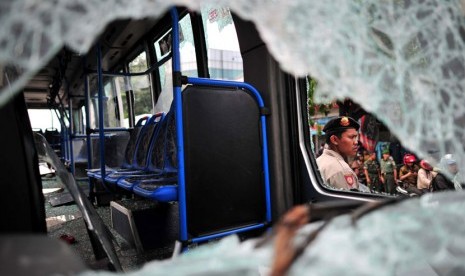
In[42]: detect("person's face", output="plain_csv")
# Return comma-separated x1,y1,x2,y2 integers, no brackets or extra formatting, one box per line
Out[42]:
406,162,413,167
448,163,458,175
382,153,389,160
332,128,358,158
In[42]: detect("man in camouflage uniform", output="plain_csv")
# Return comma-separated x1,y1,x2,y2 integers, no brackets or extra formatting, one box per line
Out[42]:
380,148,397,195
317,116,360,190
364,151,381,192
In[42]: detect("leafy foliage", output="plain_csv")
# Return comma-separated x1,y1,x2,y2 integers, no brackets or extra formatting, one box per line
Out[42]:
307,76,332,130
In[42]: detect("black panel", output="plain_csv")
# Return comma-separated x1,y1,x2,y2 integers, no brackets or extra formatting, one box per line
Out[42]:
0,93,46,233
183,85,266,236
111,205,137,248
111,200,178,251
133,202,179,249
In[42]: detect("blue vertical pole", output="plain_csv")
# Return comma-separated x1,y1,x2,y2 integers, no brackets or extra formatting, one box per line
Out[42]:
97,44,106,178
170,8,187,242
260,114,271,222
68,85,75,175
55,94,68,161
84,58,94,194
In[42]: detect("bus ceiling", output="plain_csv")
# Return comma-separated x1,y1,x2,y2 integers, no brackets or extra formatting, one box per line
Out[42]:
22,17,163,110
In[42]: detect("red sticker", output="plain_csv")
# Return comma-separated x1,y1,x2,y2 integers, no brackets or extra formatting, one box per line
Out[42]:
344,174,355,186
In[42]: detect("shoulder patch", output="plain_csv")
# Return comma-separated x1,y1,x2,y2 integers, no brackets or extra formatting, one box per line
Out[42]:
344,174,355,187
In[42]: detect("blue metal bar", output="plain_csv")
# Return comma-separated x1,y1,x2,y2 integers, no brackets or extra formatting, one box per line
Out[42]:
186,77,272,223
72,134,108,138
97,44,106,178
86,54,172,77
261,113,272,222
51,107,67,161
54,93,71,162
68,80,75,175
191,223,266,244
62,124,67,161
89,128,129,133
84,58,94,194
170,7,188,242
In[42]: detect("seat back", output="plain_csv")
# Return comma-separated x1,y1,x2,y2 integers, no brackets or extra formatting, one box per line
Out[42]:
131,113,164,170
146,104,177,174
182,85,266,236
32,128,44,135
44,128,60,147
121,116,149,169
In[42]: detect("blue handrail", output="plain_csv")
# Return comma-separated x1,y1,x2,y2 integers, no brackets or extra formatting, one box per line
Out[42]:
170,7,188,242
84,58,94,195
97,44,106,178
68,81,75,175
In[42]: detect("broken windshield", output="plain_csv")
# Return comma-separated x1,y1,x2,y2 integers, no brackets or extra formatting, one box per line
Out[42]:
0,0,464,186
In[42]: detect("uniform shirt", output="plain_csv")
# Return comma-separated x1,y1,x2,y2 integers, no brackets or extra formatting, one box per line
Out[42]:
364,159,380,175
380,157,396,175
399,164,420,187
317,148,359,190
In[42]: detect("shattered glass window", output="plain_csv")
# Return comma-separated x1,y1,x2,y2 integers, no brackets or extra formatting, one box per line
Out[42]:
0,0,464,184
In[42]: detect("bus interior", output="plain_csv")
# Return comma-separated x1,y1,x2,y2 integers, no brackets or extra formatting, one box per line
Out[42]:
1,2,465,275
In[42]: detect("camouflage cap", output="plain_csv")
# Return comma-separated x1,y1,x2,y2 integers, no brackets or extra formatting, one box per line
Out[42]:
323,116,360,135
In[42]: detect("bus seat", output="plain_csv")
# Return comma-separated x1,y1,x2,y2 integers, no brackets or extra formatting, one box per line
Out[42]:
32,128,43,135
44,128,61,152
118,103,178,192
132,183,177,202
102,112,166,184
87,115,153,178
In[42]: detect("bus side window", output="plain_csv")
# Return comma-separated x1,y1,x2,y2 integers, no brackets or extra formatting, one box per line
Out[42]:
153,14,198,114
200,6,243,81
128,51,153,121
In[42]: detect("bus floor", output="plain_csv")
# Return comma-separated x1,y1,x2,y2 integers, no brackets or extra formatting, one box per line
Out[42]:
42,175,174,272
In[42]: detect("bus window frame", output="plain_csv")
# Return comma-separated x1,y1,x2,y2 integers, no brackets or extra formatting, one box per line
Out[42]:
296,77,387,202
127,48,155,119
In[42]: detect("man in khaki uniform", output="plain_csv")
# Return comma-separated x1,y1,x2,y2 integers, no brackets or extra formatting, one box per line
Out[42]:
317,116,360,190
380,148,397,194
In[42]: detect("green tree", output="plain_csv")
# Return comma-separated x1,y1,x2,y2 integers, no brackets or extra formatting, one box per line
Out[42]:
307,76,331,132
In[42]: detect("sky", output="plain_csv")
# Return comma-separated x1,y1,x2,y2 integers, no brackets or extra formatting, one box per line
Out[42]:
28,109,62,132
